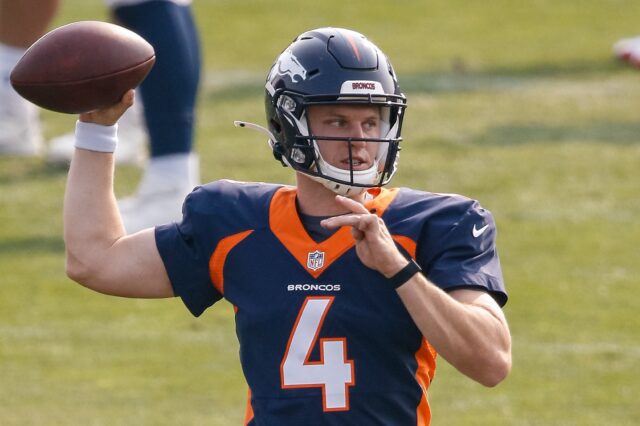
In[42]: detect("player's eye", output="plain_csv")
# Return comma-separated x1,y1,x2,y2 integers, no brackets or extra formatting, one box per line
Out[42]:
363,119,379,132
326,118,346,128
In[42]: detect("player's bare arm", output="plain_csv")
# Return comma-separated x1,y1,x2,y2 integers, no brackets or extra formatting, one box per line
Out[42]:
64,90,173,298
397,284,512,387
322,194,512,387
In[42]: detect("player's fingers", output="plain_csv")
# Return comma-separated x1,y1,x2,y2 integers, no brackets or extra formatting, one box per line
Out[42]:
351,226,365,241
113,89,135,116
79,90,135,126
320,214,362,230
321,213,378,231
334,195,370,214
121,89,135,108
322,214,381,244
320,215,367,242
354,214,383,236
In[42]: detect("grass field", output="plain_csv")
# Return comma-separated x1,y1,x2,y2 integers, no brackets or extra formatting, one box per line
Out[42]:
2,1,640,424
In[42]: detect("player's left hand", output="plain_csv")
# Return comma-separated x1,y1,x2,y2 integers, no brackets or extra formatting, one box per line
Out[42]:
321,195,409,277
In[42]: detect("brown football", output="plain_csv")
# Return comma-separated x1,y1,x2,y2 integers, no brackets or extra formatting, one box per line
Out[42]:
10,20,155,114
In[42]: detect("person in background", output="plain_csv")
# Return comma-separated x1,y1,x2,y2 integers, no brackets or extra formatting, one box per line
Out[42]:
0,0,58,156
0,0,201,232
613,35,640,67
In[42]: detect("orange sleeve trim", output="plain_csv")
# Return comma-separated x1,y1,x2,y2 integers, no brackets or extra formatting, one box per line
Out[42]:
209,229,253,295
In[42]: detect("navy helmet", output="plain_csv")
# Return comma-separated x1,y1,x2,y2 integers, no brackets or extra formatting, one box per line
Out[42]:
264,27,407,195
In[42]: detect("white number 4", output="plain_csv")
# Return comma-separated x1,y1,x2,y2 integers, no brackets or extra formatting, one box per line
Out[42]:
280,296,355,411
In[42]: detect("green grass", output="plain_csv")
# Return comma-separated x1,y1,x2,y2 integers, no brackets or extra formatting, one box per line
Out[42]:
2,0,640,424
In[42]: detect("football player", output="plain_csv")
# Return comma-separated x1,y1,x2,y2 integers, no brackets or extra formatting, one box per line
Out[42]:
64,27,511,425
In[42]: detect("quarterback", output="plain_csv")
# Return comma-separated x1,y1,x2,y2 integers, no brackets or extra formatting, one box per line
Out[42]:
64,27,511,424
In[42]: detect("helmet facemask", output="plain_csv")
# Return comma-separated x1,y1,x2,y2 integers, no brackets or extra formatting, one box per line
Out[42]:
274,91,406,196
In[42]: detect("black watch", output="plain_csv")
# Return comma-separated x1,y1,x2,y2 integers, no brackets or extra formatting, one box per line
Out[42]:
387,259,422,289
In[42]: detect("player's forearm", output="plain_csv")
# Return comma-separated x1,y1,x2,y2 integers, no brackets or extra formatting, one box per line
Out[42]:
396,278,511,387
63,147,125,287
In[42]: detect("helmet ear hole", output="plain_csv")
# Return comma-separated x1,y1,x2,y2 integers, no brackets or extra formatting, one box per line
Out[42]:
272,142,285,163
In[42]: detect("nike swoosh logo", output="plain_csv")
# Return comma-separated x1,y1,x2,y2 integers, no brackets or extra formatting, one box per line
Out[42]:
472,224,489,238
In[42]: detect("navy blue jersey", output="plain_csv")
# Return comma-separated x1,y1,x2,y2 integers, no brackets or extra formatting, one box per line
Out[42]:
155,180,506,425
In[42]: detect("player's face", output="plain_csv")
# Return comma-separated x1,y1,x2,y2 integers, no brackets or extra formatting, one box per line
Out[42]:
307,104,381,171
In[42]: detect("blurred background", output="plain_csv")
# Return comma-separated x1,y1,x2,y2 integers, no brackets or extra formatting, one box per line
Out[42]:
1,0,639,424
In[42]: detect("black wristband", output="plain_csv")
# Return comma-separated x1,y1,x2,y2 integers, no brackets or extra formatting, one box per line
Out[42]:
387,258,422,289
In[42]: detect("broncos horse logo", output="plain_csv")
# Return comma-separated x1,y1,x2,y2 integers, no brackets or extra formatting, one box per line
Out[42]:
272,49,307,83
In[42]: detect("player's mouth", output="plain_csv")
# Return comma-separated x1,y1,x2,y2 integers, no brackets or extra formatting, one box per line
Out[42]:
341,157,370,170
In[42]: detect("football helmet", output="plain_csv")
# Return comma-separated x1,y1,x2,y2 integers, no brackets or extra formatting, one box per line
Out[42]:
262,27,407,196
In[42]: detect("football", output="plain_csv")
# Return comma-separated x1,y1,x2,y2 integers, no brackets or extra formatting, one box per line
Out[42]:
10,21,155,114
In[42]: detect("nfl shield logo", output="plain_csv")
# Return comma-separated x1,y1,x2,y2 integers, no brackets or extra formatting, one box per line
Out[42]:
307,250,325,271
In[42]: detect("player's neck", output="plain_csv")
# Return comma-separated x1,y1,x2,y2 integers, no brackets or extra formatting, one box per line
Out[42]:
295,173,365,216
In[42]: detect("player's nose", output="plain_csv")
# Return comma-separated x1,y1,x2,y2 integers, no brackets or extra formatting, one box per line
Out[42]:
345,124,367,146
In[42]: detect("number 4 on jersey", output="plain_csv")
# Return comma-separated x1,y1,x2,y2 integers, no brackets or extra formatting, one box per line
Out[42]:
280,296,355,411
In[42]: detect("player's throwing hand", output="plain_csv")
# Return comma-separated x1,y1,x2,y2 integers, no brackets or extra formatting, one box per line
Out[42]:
79,89,135,127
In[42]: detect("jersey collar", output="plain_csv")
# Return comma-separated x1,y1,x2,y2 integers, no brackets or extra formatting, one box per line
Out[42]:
269,187,399,278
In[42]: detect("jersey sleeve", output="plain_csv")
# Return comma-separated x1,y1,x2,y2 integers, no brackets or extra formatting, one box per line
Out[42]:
419,200,507,306
155,186,223,317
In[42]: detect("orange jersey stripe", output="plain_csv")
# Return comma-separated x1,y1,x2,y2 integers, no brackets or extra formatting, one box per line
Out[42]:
244,387,254,425
209,229,253,295
415,339,437,424
390,230,437,424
